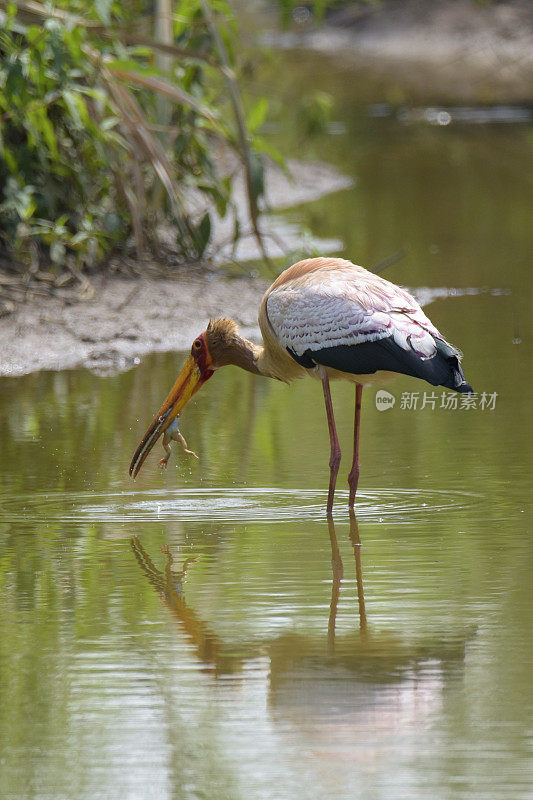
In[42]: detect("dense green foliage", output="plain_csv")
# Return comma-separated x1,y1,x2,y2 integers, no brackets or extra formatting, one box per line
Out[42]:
0,0,267,273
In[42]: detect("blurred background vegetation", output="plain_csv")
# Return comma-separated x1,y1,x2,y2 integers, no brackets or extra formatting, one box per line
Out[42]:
0,0,319,280
2,0,524,290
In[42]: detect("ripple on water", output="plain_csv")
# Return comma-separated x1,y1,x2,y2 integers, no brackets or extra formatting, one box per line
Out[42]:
0,487,482,525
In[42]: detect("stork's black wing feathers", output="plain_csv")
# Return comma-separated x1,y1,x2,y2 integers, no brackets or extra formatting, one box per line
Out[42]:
288,336,473,394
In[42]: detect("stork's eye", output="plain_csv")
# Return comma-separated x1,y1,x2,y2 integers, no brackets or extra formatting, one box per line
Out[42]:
193,339,202,350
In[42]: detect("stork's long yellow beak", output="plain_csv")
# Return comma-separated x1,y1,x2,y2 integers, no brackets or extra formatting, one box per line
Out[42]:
129,355,202,478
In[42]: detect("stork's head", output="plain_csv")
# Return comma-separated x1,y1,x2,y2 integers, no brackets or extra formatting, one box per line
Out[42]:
129,318,252,478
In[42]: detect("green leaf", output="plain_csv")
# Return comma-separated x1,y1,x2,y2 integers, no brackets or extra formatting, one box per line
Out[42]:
247,97,268,134
77,87,107,103
253,136,287,171
27,107,58,159
20,198,37,220
196,181,228,217
194,211,211,257
232,216,240,252
26,26,43,45
248,151,264,204
0,141,17,174
104,59,162,77
62,89,90,129
70,231,88,246
107,66,218,123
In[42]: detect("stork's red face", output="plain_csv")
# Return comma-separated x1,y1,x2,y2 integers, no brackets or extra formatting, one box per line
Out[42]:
129,333,214,478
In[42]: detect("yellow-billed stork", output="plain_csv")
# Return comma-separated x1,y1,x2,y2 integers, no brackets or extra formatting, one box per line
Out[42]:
130,257,473,514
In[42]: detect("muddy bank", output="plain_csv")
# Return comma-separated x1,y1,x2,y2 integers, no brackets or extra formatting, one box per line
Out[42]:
271,0,533,102
0,272,269,377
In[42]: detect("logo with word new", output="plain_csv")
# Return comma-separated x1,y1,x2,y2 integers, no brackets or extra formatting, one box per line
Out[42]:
375,390,396,411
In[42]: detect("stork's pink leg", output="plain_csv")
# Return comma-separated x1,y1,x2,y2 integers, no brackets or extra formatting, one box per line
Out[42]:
348,384,363,507
320,368,341,516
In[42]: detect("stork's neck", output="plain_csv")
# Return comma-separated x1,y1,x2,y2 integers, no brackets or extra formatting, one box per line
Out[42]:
217,331,301,382
253,337,305,382
227,335,292,381
227,335,263,375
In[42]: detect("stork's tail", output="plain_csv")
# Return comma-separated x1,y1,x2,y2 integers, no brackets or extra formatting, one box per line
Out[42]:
435,339,473,394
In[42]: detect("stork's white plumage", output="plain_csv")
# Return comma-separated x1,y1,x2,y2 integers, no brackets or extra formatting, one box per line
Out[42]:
130,257,473,514
266,262,438,357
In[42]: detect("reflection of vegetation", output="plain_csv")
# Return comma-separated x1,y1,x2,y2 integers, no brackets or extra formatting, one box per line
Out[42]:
0,0,272,277
0,340,523,523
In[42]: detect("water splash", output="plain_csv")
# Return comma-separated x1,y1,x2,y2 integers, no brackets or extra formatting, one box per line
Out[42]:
0,487,482,526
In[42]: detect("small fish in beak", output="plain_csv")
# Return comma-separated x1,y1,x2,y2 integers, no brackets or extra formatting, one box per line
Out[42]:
159,417,198,469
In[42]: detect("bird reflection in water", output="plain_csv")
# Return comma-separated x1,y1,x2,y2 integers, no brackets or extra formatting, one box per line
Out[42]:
130,519,369,678
271,517,473,688
131,536,241,675
130,518,477,798
327,510,366,655
131,517,474,692
268,519,476,753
